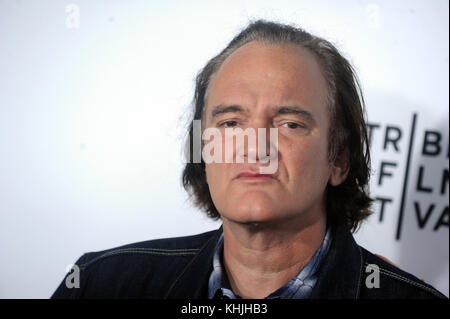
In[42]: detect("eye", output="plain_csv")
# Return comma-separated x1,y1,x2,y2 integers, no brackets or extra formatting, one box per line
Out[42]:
219,120,238,127
282,122,305,129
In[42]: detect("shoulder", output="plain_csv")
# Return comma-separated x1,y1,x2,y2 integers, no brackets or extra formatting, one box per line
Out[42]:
52,228,219,299
359,247,447,299
79,228,218,270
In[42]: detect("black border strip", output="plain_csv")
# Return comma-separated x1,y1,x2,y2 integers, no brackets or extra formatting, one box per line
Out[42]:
396,113,418,240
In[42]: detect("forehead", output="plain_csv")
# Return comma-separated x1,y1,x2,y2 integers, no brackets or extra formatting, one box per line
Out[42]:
205,41,329,119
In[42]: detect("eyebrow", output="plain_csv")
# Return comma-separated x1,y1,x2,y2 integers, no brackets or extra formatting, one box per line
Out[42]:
210,105,247,118
276,106,315,123
209,104,315,123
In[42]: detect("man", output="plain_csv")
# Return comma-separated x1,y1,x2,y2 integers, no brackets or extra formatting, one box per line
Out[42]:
52,20,446,299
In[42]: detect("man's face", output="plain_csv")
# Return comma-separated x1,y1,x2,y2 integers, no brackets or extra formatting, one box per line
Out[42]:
203,41,344,226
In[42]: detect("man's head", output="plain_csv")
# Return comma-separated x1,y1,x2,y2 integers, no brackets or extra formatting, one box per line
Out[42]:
183,20,372,232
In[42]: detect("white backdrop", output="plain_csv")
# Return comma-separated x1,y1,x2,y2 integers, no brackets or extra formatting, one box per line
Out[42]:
0,0,448,298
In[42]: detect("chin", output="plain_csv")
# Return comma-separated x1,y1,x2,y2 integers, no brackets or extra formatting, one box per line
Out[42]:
223,192,280,224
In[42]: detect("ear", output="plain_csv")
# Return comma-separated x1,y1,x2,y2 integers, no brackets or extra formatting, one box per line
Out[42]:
329,149,350,186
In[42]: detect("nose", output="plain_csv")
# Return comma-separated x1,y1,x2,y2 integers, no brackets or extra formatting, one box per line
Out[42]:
234,123,278,164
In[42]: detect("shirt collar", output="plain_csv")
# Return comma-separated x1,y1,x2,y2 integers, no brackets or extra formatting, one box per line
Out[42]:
208,226,332,299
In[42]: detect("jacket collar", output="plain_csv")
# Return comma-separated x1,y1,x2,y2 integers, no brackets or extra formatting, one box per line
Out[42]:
164,222,364,299
164,227,222,298
310,221,364,299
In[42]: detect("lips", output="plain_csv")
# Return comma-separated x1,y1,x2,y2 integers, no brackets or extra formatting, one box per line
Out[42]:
236,171,276,180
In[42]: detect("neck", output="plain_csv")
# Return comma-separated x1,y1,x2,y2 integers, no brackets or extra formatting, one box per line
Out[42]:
221,211,326,299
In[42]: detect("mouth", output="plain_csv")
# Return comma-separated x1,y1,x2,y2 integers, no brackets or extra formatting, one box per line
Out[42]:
235,171,276,182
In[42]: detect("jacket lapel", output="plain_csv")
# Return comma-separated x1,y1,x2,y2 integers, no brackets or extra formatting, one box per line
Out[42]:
310,222,364,299
164,227,222,299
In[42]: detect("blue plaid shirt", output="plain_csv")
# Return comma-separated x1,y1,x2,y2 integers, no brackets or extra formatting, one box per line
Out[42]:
208,227,332,299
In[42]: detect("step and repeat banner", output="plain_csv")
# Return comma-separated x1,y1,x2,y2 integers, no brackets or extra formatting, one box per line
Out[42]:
355,99,448,296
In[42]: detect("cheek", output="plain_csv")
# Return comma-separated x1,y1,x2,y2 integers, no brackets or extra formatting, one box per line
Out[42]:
205,163,233,213
205,164,215,186
205,163,226,188
281,138,331,183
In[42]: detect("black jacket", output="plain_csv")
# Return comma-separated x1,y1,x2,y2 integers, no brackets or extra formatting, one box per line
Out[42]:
51,222,446,299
